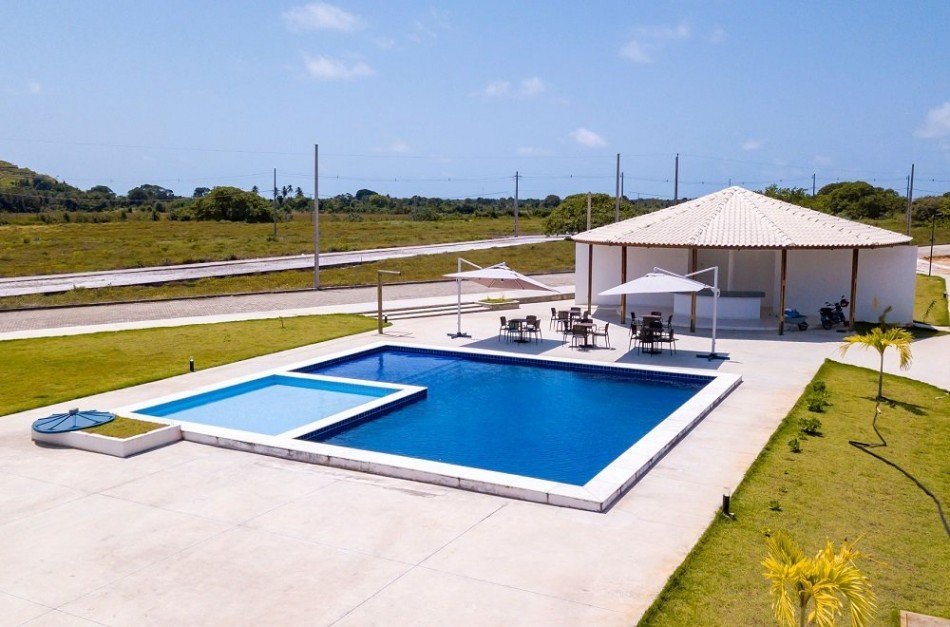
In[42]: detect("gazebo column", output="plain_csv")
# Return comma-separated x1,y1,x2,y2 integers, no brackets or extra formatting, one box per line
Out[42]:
689,248,698,332
619,246,627,322
849,248,859,329
586,244,594,311
778,248,787,335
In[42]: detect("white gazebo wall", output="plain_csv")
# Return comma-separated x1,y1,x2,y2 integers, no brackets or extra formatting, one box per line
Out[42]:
576,244,688,309
696,249,778,313
576,243,916,325
785,246,915,324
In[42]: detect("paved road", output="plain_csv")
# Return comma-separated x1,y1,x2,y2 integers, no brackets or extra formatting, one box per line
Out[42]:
0,235,559,297
0,273,576,336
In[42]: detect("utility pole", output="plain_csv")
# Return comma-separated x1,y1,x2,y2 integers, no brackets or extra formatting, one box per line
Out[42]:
811,173,816,196
614,153,621,222
620,171,624,200
905,163,915,236
673,153,680,202
272,168,278,238
313,144,320,289
513,171,519,237
586,192,592,231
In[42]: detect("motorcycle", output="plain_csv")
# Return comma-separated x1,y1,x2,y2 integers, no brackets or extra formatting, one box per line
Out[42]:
819,296,850,329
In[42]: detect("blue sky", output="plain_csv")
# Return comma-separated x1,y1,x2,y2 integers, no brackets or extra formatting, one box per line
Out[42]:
1,1,948,200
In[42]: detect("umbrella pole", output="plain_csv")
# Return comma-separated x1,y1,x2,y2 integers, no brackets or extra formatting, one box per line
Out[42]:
448,259,471,338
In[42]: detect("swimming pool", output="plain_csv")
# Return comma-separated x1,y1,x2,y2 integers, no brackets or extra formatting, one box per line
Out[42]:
119,343,741,511
295,348,704,485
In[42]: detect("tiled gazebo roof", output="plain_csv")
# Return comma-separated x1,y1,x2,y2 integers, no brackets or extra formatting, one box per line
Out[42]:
573,186,911,249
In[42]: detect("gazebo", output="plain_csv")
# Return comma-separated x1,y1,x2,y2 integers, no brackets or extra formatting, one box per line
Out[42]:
573,186,916,333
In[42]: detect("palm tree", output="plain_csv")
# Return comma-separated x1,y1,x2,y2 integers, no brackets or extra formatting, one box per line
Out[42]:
763,531,875,627
839,326,913,399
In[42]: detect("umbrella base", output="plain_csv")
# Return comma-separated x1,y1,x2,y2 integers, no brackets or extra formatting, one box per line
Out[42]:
447,332,472,339
696,353,729,361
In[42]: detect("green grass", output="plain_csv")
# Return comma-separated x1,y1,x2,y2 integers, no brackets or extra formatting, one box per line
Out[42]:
0,240,574,310
914,274,949,326
864,215,950,247
83,416,166,438
0,314,377,417
640,360,949,626
0,213,543,277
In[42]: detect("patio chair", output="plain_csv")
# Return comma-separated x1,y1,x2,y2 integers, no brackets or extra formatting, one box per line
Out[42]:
591,322,610,348
569,324,589,349
506,319,522,343
498,316,508,341
549,307,558,330
525,315,542,342
655,325,678,354
556,310,570,333
630,311,638,325
637,327,657,355
628,321,639,351
666,314,674,332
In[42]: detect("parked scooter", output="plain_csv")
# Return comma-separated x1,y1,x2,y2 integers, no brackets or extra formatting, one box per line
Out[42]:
819,296,850,329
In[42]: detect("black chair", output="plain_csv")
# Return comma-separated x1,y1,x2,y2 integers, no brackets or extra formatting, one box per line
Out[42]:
655,325,678,354
525,315,542,342
569,324,589,349
591,322,610,348
630,311,638,325
666,314,674,332
628,321,639,351
637,327,657,355
505,319,522,343
548,307,558,330
498,316,508,341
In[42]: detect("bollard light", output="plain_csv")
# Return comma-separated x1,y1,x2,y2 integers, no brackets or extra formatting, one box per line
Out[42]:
189,357,195,373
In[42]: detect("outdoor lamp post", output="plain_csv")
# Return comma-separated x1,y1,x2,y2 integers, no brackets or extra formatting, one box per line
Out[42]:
377,270,401,334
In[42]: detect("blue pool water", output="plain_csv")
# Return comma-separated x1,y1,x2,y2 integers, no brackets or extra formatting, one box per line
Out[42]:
138,374,397,436
296,348,710,485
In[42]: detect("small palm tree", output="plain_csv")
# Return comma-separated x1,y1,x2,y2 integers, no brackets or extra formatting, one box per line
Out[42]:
763,531,875,627
839,326,913,399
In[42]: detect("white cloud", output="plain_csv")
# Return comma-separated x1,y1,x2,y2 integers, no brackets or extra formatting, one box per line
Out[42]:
519,77,546,96
481,80,511,97
374,37,396,50
620,40,653,64
620,20,691,64
915,102,950,139
302,54,374,81
708,27,727,44
387,140,410,154
27,81,41,94
282,3,364,32
639,22,691,40
478,77,547,98
569,127,607,149
741,139,764,151
409,19,437,43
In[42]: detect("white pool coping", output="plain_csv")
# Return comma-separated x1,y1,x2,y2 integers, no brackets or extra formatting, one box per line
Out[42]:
116,342,741,512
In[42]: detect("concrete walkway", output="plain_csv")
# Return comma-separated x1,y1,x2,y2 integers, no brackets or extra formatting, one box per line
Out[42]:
0,235,558,297
1,286,947,624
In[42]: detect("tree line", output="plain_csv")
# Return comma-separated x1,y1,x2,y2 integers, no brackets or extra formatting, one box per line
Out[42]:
1,159,945,228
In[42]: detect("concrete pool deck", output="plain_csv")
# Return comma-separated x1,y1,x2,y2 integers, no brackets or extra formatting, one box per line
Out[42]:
2,298,947,625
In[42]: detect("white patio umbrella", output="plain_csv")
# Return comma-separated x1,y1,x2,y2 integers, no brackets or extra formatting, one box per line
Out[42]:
600,266,725,360
444,259,558,337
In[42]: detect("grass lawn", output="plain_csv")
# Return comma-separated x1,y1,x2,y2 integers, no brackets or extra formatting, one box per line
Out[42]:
0,213,543,277
83,416,166,438
0,240,574,310
914,274,949,326
0,314,377,417
864,215,950,247
640,360,949,626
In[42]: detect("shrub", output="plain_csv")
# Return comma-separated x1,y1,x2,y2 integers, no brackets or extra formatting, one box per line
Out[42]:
805,380,829,412
787,438,802,454
799,416,823,437
768,500,782,512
